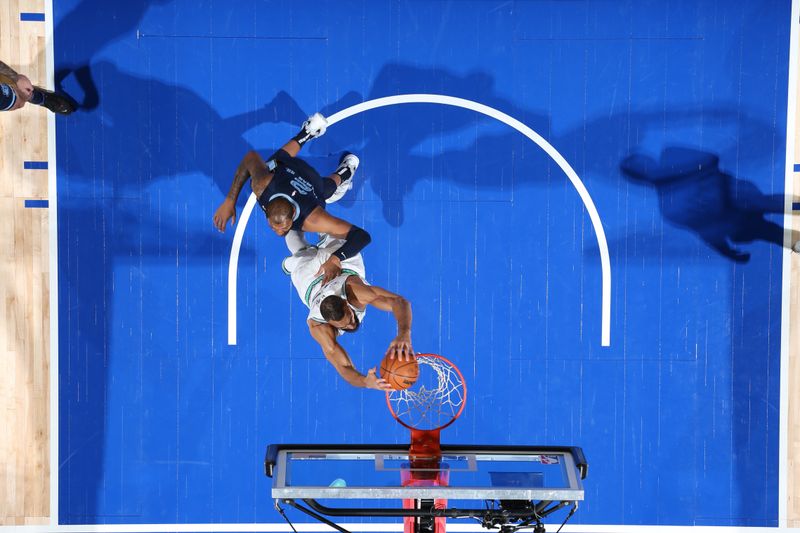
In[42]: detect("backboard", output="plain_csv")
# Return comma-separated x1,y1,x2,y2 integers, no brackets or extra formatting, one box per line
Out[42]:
265,443,587,533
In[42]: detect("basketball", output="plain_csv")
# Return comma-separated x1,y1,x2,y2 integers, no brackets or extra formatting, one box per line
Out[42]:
380,355,419,390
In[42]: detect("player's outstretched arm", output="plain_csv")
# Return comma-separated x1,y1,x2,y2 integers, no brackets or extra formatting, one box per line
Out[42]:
304,210,372,284
0,61,20,82
280,112,328,157
308,320,391,390
700,231,750,263
348,281,414,361
213,151,271,232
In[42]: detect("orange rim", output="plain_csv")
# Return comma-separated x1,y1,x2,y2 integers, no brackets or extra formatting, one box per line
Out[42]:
384,353,467,431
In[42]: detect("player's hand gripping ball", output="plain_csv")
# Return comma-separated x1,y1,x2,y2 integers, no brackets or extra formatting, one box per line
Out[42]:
380,353,419,390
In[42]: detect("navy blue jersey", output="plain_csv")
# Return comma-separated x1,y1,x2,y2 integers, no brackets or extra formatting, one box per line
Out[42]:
257,149,326,230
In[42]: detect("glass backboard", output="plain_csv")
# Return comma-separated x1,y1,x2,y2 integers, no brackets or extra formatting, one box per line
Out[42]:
266,444,586,502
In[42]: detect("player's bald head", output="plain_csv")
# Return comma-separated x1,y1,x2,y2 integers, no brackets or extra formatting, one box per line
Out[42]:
265,197,295,236
266,197,294,223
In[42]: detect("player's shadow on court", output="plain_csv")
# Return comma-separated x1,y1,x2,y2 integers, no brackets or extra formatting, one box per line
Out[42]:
29,0,175,113
57,0,172,59
61,60,778,239
53,59,784,523
55,61,307,196
312,64,550,226
307,63,779,230
54,63,269,522
619,146,795,263
56,198,257,523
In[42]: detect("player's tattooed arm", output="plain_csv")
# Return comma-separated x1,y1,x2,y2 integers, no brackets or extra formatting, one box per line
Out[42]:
308,320,391,390
226,154,253,201
213,151,271,233
0,61,19,82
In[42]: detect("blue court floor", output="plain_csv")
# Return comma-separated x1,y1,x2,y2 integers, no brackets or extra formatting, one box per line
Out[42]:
53,0,790,527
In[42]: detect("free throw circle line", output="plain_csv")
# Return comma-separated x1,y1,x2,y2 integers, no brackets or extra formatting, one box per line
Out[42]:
228,94,611,346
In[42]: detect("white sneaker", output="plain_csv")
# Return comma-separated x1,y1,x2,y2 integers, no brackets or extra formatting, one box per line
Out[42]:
326,153,359,204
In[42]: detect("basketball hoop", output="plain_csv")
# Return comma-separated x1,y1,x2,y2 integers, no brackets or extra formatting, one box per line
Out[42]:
386,354,466,533
385,353,467,433
270,357,581,533
385,353,467,460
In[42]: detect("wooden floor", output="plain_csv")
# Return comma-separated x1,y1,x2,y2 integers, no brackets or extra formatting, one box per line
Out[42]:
787,17,800,525
2,0,800,528
0,0,51,526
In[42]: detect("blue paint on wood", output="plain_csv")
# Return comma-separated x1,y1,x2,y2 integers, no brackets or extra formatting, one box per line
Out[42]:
20,12,45,21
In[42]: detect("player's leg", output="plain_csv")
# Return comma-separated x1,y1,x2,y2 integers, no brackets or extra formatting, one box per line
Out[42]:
284,230,312,254
29,85,77,115
321,175,341,197
324,152,360,204
283,230,318,285
285,246,328,307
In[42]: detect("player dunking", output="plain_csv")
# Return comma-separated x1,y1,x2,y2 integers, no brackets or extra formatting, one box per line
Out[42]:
213,112,369,283
283,230,414,390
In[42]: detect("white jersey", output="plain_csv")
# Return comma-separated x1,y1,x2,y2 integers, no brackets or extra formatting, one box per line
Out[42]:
282,235,367,334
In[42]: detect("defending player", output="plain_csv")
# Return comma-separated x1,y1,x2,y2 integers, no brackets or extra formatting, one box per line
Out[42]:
283,231,414,390
213,112,369,283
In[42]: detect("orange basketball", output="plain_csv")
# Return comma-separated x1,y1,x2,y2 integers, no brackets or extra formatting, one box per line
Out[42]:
380,355,419,390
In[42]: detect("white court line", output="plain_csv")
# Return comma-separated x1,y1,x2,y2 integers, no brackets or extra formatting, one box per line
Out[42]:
227,94,612,347
780,0,800,526
45,0,59,525
227,196,257,344
1,523,793,533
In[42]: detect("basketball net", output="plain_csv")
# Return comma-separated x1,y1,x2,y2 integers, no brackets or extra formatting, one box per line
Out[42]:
386,354,466,533
387,355,466,431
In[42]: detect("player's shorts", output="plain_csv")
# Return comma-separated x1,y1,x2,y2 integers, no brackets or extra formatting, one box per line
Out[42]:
1,83,17,111
283,235,366,308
